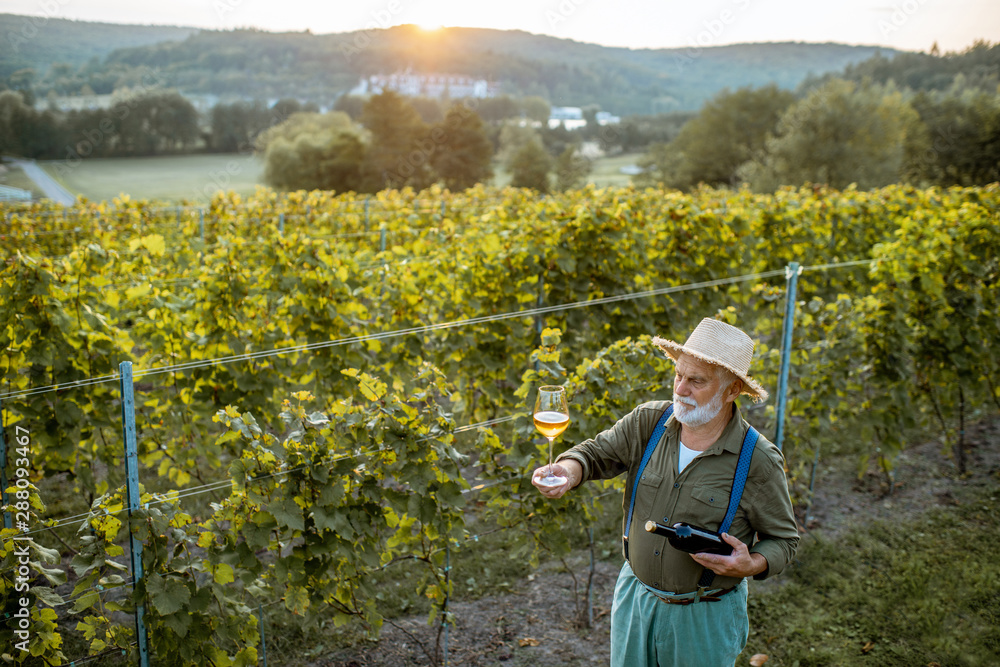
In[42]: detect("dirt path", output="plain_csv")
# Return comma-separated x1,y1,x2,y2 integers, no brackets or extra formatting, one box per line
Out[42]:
8,157,76,205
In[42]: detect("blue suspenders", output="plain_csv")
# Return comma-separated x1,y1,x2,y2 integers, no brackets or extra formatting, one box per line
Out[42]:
623,403,760,587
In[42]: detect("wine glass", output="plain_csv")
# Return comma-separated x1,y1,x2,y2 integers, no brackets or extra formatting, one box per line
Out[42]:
533,385,570,487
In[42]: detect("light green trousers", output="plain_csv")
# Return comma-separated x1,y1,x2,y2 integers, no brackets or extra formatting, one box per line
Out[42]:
610,561,749,667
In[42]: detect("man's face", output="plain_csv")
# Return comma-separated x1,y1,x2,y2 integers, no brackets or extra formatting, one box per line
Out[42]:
672,354,731,426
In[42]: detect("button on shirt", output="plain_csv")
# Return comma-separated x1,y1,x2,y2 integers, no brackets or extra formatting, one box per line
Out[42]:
557,400,799,594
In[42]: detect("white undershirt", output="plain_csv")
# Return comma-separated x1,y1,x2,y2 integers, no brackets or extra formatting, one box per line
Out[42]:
678,441,700,473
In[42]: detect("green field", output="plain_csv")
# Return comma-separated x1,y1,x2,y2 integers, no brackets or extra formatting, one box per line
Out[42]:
40,153,267,203
36,151,641,203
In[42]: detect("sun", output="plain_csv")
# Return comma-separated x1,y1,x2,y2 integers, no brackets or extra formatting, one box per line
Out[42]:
416,21,444,31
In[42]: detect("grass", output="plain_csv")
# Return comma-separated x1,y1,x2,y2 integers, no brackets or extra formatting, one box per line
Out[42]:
744,480,1000,666
38,153,266,204
28,151,639,204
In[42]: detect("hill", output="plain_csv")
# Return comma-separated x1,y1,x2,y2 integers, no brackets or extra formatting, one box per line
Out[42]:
2,14,896,114
0,13,197,78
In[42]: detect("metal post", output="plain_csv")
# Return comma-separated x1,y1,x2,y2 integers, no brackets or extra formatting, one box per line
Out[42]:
199,209,205,245
279,213,285,235
443,543,450,667
364,197,370,232
774,262,801,451
0,398,10,530
440,200,446,218
379,226,388,299
119,361,151,667
805,443,822,525
258,603,267,667
534,275,545,372
587,526,595,628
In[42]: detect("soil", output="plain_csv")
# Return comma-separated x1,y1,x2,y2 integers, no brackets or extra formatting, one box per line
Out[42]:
317,415,1000,667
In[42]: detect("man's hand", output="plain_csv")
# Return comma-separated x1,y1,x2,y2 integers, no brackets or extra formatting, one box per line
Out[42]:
689,532,768,578
531,459,582,499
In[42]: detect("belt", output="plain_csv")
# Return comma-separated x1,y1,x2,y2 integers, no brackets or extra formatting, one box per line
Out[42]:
644,584,737,606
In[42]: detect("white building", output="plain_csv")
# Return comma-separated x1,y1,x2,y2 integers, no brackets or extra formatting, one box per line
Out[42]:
547,106,621,129
350,71,499,99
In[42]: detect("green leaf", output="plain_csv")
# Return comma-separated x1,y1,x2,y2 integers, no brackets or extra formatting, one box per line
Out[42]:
71,590,100,613
213,563,235,585
31,586,65,607
147,574,191,615
162,610,193,638
270,496,305,532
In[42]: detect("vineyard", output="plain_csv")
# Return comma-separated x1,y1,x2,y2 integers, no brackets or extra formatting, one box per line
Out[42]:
1,183,998,665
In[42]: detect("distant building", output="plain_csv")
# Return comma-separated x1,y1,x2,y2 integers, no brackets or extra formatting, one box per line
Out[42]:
351,70,500,99
0,185,32,202
547,106,620,129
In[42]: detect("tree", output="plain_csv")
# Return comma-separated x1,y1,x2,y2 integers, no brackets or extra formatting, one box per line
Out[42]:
360,90,434,190
429,104,494,191
210,101,272,153
520,96,551,124
115,91,200,155
553,146,591,191
333,95,366,120
497,122,540,166
508,139,552,193
259,111,369,192
264,131,366,192
476,95,520,123
255,111,359,153
738,80,923,191
908,90,1000,186
638,85,795,189
0,91,36,157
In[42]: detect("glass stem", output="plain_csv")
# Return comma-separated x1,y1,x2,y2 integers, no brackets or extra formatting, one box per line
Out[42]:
547,437,555,471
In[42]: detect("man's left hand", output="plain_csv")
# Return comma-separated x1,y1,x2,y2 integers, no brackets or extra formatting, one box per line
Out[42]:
689,532,768,578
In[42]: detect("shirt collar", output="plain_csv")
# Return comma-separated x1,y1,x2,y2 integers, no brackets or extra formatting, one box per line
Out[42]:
667,401,747,456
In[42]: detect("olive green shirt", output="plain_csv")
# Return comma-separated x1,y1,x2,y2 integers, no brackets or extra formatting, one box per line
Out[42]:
557,400,799,594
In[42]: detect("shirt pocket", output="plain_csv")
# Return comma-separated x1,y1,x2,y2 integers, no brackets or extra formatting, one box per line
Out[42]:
688,484,731,528
632,469,663,523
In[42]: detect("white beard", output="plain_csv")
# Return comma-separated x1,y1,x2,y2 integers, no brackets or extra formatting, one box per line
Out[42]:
673,388,725,427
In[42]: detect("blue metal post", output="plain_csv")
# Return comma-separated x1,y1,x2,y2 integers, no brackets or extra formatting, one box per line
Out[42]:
443,544,450,667
278,212,285,235
774,262,801,451
364,197,370,232
259,603,267,667
0,398,10,530
534,275,545,372
120,361,151,667
199,209,205,245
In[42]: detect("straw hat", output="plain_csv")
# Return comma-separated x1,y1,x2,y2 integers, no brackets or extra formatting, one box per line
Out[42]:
652,318,768,403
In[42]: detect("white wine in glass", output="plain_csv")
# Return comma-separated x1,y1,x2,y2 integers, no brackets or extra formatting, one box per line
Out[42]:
534,385,570,487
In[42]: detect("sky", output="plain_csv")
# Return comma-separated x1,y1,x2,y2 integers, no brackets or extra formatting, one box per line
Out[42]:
6,0,999,53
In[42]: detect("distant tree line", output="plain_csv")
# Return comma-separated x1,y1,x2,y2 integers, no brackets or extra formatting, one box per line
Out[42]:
0,89,323,160
639,42,1000,191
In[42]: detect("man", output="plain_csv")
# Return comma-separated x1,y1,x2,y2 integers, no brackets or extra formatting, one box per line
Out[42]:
532,318,799,667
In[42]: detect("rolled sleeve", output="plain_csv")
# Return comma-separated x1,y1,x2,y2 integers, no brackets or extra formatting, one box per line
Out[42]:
745,448,800,579
556,402,668,486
